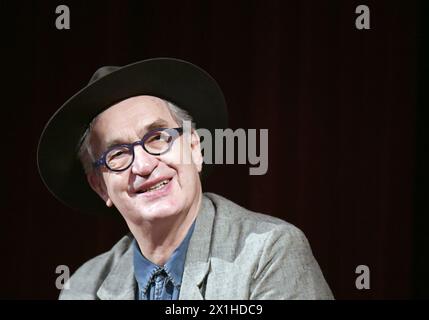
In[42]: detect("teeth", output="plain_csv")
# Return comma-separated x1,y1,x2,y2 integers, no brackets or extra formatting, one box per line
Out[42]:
144,180,170,193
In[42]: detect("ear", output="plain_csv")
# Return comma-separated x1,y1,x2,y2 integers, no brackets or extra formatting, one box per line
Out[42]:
87,171,113,207
190,129,203,173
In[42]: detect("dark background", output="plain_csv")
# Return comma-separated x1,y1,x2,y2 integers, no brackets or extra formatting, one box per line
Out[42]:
1,0,424,299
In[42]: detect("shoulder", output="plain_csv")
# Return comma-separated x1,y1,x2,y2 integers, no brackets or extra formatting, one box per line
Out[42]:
204,192,305,237
204,192,310,256
59,233,134,300
203,193,333,299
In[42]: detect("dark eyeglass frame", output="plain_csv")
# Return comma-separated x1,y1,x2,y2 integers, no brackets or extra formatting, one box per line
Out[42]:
93,127,184,172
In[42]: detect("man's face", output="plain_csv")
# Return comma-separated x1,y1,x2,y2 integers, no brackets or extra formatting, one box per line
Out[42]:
88,95,203,224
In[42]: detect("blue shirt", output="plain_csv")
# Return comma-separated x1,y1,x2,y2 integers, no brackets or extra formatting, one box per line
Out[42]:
133,221,196,300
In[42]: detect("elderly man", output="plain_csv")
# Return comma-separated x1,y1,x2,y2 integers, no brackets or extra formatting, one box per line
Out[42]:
37,58,333,300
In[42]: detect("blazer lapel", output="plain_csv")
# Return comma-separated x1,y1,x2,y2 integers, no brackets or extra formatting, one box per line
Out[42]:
96,246,136,300
179,195,215,300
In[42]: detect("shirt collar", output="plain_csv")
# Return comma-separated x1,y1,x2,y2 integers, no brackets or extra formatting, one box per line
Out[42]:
133,220,196,294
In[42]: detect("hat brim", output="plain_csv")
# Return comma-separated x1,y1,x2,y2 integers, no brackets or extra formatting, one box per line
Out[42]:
37,58,228,215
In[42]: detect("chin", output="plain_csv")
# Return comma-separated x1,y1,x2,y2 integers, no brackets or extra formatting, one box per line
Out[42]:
133,198,184,222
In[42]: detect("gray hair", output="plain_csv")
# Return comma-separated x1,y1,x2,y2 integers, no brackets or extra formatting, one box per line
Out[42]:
77,98,194,174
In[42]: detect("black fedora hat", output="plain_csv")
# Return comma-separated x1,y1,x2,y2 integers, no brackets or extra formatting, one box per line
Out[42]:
37,58,228,215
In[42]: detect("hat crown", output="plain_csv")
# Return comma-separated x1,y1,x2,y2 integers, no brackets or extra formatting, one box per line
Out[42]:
88,66,120,85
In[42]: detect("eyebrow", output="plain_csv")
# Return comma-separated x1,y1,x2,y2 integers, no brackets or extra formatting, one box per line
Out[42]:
104,118,171,149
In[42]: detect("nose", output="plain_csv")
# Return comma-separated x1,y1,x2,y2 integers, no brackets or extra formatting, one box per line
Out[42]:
131,145,158,176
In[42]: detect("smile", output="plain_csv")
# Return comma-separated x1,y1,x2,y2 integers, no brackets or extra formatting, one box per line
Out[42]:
136,178,172,195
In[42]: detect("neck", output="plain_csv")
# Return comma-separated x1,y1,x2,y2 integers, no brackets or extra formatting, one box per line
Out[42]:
129,192,202,266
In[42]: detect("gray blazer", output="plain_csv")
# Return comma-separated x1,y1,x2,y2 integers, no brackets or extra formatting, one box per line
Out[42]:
59,193,334,300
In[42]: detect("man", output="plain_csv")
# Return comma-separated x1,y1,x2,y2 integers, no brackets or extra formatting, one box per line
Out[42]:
37,58,333,300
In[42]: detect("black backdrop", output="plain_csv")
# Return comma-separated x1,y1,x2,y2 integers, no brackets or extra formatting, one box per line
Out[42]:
1,0,423,299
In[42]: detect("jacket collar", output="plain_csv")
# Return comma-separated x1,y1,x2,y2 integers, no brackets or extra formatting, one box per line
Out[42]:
179,195,214,299
96,194,215,300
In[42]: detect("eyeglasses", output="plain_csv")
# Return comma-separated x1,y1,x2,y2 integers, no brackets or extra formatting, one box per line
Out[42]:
93,127,184,172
